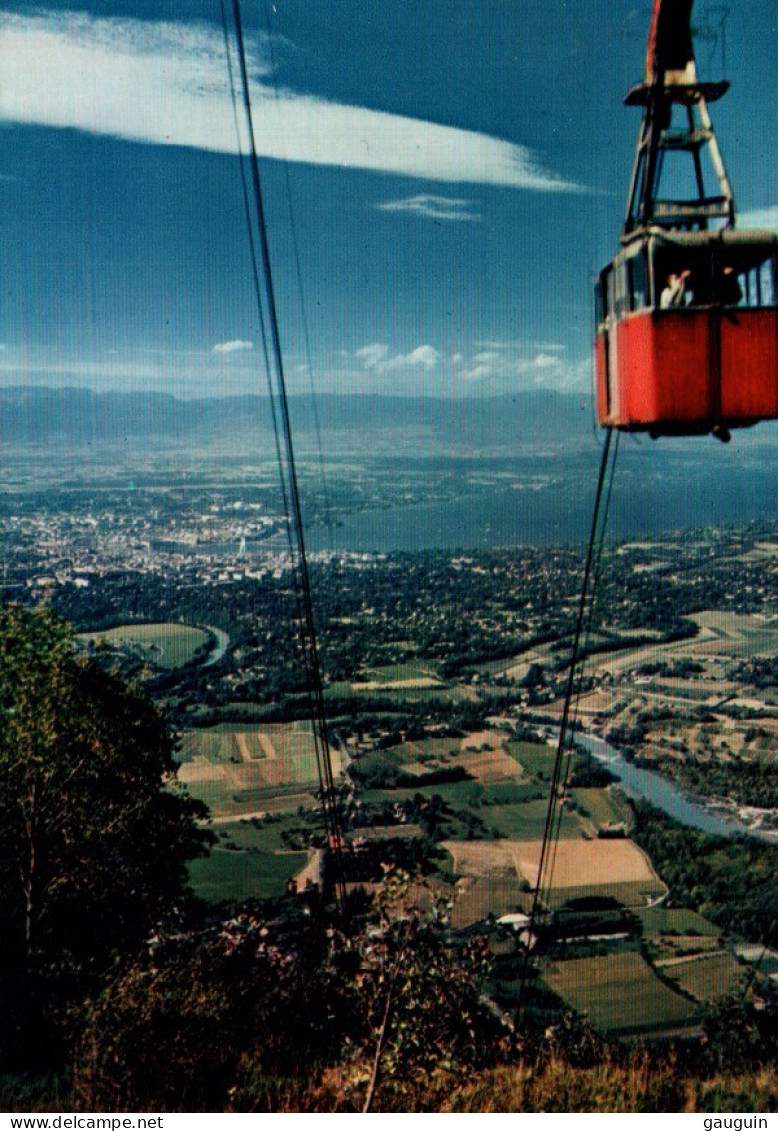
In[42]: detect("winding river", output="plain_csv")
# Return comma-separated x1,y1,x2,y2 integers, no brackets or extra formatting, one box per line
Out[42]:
203,626,230,668
575,732,777,845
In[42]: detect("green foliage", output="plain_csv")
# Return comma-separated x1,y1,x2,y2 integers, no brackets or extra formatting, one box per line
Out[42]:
0,606,212,980
68,867,507,1112
701,992,778,1074
731,655,778,691
188,847,308,903
350,750,403,788
652,755,778,810
356,868,504,1110
631,803,778,945
568,749,618,788
72,911,360,1112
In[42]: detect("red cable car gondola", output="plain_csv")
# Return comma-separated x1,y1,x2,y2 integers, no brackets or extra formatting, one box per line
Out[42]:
595,0,778,440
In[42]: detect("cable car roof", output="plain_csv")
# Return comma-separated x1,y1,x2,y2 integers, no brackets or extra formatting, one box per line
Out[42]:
610,226,778,265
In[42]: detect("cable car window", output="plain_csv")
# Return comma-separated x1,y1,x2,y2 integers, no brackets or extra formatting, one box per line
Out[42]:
687,257,713,307
715,253,777,309
653,247,703,308
759,258,776,307
629,254,648,310
605,268,616,319
614,262,630,318
657,263,693,308
595,278,606,329
714,264,744,307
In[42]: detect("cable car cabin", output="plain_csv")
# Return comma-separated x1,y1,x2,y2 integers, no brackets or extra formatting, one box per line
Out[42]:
595,229,778,438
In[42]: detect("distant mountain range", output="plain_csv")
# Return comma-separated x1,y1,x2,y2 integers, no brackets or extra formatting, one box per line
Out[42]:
0,385,599,457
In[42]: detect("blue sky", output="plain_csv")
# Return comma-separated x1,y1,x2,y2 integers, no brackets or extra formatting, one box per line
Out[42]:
0,1,775,399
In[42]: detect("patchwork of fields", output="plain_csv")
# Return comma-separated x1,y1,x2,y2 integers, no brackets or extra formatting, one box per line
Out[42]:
442,835,665,912
517,838,664,906
544,952,701,1038
173,716,748,1037
177,720,344,820
655,951,742,1003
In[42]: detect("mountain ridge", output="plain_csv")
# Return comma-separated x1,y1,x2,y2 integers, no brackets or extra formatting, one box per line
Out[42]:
0,385,597,454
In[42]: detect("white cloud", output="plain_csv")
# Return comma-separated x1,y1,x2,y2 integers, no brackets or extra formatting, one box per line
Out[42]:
456,343,590,391
355,343,389,370
356,343,440,376
527,352,558,370
462,351,502,381
0,337,593,398
0,342,268,397
0,10,582,190
376,194,482,221
516,353,591,391
212,339,254,354
738,206,778,231
356,341,584,389
400,345,440,370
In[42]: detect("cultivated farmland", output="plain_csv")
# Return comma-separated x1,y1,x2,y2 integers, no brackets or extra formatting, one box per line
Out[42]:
178,721,345,900
178,719,343,818
656,951,743,1003
544,951,699,1037
444,836,666,910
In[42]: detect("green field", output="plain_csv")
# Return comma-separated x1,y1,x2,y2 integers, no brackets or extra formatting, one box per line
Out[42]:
359,782,473,807
392,737,461,762
214,817,299,852
177,720,339,902
355,737,586,844
544,951,698,1037
480,782,547,805
571,788,628,829
176,719,343,904
80,622,210,669
188,847,308,903
637,907,720,939
178,727,234,765
484,800,584,841
647,682,716,701
231,781,320,805
179,720,326,785
659,952,743,1003
326,683,465,703
450,873,533,929
507,741,558,780
545,880,666,911
361,663,442,684
188,814,315,904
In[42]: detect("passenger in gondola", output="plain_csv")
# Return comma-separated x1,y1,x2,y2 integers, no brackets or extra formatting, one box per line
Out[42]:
660,269,691,308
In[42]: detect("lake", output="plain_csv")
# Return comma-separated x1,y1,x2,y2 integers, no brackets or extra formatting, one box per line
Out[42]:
306,445,778,552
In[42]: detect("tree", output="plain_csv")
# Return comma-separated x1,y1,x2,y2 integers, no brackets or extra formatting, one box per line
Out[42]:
72,911,360,1112
357,869,501,1112
0,606,212,979
72,872,503,1113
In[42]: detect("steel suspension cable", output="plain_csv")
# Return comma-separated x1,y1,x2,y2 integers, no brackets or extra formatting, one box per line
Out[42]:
220,0,346,913
260,0,335,549
218,0,290,540
543,430,620,910
515,426,615,1027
